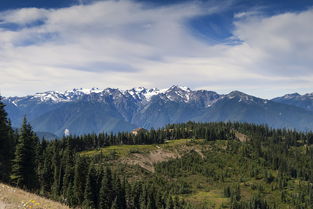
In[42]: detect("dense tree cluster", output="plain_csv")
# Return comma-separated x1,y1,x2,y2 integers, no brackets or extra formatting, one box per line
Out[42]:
0,96,15,182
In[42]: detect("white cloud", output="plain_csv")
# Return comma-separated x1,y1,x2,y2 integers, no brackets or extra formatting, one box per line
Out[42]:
0,0,313,99
233,9,313,76
0,8,48,25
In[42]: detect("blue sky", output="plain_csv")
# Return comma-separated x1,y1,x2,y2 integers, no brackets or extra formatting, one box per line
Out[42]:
0,0,313,98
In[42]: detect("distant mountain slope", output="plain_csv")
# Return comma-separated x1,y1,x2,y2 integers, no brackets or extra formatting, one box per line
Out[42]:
200,91,313,130
3,86,313,136
30,102,135,136
272,93,313,112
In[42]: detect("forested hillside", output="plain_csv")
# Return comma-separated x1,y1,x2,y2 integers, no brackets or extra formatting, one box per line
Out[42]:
2,97,313,208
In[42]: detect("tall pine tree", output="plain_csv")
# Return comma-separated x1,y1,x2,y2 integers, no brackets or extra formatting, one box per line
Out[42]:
0,97,14,182
83,165,97,209
10,117,38,190
99,170,111,209
73,156,88,206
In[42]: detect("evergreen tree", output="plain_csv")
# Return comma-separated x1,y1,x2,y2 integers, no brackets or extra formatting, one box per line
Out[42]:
10,117,38,190
0,97,14,182
62,148,75,197
66,181,75,207
132,181,142,209
38,146,53,194
73,156,88,206
83,165,97,209
113,177,126,209
51,142,62,198
99,171,111,209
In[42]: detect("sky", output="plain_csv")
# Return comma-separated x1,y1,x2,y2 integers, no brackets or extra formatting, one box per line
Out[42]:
0,0,313,98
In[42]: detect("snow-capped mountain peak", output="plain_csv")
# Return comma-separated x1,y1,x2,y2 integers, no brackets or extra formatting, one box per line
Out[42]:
166,85,191,92
32,91,69,103
126,87,169,101
142,88,163,101
65,87,103,95
159,85,192,102
271,92,313,112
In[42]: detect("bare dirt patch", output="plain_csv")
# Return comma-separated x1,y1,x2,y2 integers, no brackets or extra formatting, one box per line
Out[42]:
235,132,250,142
122,148,179,172
121,142,205,172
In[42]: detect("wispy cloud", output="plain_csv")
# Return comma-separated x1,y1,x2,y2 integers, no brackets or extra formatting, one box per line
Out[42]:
0,0,312,98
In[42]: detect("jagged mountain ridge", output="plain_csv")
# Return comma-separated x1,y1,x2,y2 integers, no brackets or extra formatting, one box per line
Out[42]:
3,86,313,136
5,86,217,105
272,93,313,112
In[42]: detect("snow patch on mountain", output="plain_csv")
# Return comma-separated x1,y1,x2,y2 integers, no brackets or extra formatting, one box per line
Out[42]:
143,88,168,101
64,88,103,97
223,91,261,104
281,93,301,99
32,91,70,103
125,87,164,101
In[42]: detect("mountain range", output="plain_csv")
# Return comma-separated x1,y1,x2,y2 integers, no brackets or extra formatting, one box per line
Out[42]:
3,86,313,136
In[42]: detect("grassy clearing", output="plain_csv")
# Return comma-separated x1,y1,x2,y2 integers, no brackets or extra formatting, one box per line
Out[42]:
178,174,230,208
81,144,156,157
80,138,199,157
183,190,229,209
164,138,197,146
0,183,69,209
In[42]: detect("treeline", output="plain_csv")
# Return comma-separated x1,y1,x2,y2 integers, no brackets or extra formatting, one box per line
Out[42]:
55,121,238,152
166,121,313,145
28,121,239,154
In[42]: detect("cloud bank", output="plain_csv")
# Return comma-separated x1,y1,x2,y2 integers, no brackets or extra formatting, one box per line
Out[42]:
0,0,313,98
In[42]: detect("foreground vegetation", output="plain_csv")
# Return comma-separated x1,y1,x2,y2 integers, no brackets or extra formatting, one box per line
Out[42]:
2,97,313,208
0,183,70,209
